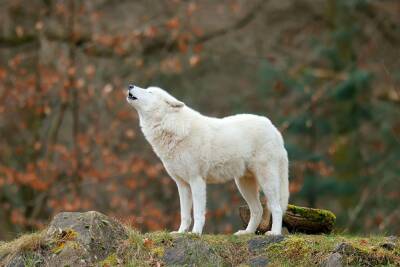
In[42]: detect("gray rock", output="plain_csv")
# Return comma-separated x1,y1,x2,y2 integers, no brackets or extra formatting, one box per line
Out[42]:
45,242,89,267
4,254,24,267
322,252,342,267
386,235,397,243
282,227,289,236
333,242,354,255
163,237,224,266
44,211,127,266
249,256,269,267
248,235,284,253
380,242,396,251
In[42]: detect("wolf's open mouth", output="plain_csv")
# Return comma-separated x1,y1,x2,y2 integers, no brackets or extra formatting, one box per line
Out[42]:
128,92,137,100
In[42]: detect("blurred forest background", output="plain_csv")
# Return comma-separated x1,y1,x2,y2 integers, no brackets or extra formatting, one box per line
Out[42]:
0,0,399,240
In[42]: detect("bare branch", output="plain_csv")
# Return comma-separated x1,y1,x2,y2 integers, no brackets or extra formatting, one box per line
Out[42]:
0,35,38,48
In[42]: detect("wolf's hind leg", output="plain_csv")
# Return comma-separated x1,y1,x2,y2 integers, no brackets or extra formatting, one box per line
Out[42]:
254,162,283,235
234,174,262,235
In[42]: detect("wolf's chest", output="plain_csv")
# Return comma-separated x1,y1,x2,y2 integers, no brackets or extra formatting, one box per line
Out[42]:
205,159,246,183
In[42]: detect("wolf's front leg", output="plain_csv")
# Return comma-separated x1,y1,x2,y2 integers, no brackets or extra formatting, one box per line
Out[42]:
171,178,193,234
190,177,206,234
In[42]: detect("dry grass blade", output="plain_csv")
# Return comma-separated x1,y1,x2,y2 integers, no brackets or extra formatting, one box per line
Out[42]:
0,231,45,265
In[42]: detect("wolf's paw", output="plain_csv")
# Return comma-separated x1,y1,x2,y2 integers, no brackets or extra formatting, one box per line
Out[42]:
265,230,281,236
234,229,254,235
170,230,185,235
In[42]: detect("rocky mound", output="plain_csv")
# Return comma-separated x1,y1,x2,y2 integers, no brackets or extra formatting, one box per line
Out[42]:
0,212,398,266
1,211,127,267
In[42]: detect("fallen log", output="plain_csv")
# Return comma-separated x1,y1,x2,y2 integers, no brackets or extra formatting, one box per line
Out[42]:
239,204,336,234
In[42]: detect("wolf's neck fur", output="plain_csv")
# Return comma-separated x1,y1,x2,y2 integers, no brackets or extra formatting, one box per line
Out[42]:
138,108,193,157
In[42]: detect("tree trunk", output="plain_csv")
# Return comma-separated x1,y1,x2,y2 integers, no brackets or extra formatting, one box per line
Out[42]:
239,204,336,234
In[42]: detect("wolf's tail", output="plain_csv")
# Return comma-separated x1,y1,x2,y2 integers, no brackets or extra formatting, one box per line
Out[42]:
279,153,289,212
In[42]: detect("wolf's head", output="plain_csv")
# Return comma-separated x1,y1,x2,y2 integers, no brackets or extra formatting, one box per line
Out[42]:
127,85,189,139
126,85,184,116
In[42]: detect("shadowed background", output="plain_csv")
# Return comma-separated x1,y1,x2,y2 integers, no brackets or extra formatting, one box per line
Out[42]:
0,0,399,240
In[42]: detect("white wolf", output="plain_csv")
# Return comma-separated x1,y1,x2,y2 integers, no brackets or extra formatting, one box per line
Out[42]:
126,85,289,235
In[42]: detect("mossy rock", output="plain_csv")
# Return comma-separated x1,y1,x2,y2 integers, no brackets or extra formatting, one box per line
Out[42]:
44,211,128,265
239,204,336,234
285,204,336,234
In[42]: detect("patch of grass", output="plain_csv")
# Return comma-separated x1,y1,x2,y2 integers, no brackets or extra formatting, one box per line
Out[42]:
113,228,160,266
146,230,173,247
125,228,145,249
22,251,44,267
201,234,252,266
0,231,44,259
0,231,45,267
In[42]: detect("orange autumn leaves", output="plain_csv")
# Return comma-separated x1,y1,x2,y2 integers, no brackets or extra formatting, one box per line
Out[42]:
0,0,239,236
0,55,176,232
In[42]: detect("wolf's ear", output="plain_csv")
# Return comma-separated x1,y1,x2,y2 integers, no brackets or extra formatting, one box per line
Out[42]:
165,98,184,109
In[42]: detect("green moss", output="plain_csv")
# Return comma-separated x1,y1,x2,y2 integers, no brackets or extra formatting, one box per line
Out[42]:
150,246,164,258
99,253,118,266
126,228,144,249
286,204,336,224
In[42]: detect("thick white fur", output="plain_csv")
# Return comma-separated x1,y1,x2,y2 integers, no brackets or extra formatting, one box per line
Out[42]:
127,86,289,235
